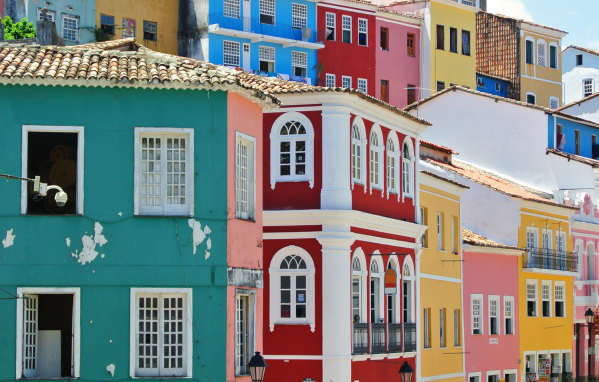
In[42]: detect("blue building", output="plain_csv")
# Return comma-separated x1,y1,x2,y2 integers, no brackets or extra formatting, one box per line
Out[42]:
548,112,599,159
4,0,96,44
180,0,323,85
476,72,510,98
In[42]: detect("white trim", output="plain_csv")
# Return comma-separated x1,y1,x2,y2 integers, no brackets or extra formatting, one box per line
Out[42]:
317,2,376,15
521,211,570,223
368,124,384,192
376,13,420,29
541,280,552,318
420,273,461,283
351,117,367,188
235,132,256,220
549,42,559,70
133,127,195,216
488,295,500,335
21,125,84,215
521,74,563,85
16,287,81,379
471,293,483,335
468,372,482,382
208,24,325,50
526,279,539,318
486,370,501,382
129,288,193,379
422,372,465,382
262,230,418,249
503,296,515,335
352,248,368,322
525,91,537,105
554,281,566,318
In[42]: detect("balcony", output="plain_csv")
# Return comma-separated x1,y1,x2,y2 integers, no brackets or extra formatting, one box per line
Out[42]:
523,248,577,272
352,322,416,355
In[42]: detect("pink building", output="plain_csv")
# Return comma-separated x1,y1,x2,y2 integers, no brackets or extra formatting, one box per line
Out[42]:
375,9,421,107
462,228,521,382
571,195,599,379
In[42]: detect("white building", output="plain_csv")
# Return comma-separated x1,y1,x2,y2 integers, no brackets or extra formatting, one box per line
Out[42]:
563,46,599,105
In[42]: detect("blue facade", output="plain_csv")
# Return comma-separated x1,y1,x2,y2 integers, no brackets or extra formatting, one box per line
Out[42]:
207,0,321,84
548,114,599,159
476,73,509,98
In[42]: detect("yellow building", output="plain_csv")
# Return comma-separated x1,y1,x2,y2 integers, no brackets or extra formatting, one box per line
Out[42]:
418,169,468,382
387,0,478,98
518,200,577,382
520,21,568,108
95,0,179,55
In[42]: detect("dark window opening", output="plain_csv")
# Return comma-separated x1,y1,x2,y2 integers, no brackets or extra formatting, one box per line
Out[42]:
575,130,581,154
100,14,114,35
407,33,415,56
260,14,274,25
550,45,557,68
259,60,274,73
490,317,498,335
556,124,564,149
542,300,551,317
436,25,444,50
380,27,388,50
555,301,564,317
27,132,77,215
462,30,470,56
326,26,335,41
526,40,534,64
526,94,536,104
477,77,484,87
577,54,583,66
143,21,157,41
294,66,306,77
381,80,389,103
437,81,445,92
407,85,416,105
449,27,457,53
505,318,513,334
343,29,351,44
527,301,536,317
495,82,501,92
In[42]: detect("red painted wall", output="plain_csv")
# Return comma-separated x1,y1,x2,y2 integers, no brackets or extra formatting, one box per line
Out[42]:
317,2,376,95
264,359,322,382
352,357,416,382
263,110,322,210
263,238,323,355
0,0,4,17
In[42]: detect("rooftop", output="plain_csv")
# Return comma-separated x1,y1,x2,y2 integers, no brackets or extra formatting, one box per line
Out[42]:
546,148,599,168
462,227,520,250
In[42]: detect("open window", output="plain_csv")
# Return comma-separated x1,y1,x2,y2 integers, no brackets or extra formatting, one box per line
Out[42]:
22,126,83,215
17,288,80,379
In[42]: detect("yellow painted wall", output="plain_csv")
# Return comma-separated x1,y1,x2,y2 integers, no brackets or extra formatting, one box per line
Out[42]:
96,0,179,55
517,205,575,378
419,180,464,379
520,28,563,107
429,0,477,91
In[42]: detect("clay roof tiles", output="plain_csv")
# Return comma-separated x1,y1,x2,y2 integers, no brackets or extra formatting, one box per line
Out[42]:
462,228,520,250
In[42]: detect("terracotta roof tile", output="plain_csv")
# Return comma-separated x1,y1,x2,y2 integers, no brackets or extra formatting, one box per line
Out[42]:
462,228,519,250
564,45,599,57
546,148,599,168
421,140,457,154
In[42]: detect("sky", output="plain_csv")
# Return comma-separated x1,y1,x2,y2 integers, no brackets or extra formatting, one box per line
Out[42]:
487,0,599,50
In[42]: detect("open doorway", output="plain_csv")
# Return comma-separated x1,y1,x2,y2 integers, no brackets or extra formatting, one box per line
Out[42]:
20,291,79,379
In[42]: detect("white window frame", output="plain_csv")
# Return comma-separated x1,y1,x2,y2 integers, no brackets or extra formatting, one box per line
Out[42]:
223,40,241,67
504,296,514,335
259,0,275,23
351,118,367,188
358,18,368,46
402,137,414,198
37,8,56,21
526,227,539,267
469,372,482,382
236,132,256,220
576,239,584,280
291,3,307,29
342,75,352,89
588,242,595,280
386,132,399,197
369,125,383,192
134,127,195,216
259,45,276,73
583,78,594,98
325,12,336,41
423,307,431,349
352,248,368,323
549,43,558,69
554,281,566,317
537,39,546,67
224,0,241,18
541,280,552,318
549,97,559,109
503,369,518,382
269,111,315,189
370,255,385,323
342,15,352,43
129,288,193,378
524,352,537,382
62,14,79,42
437,212,444,251
16,287,81,380
235,290,256,376
291,50,307,77
357,78,368,93
488,295,500,335
21,125,85,215
486,370,501,382
471,293,483,335
402,256,415,323
325,73,336,88
526,279,538,317
268,245,316,332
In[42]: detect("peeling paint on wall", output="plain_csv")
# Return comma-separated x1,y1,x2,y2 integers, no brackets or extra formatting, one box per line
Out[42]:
106,363,115,377
70,222,108,265
2,228,15,248
65,237,71,247
188,218,212,258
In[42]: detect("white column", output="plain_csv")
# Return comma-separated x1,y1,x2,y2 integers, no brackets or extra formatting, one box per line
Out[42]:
318,232,355,382
321,106,352,210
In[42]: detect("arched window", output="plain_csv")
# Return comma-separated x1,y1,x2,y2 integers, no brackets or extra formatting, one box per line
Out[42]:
270,112,314,189
386,256,401,324
387,132,399,196
370,257,384,323
352,249,367,323
351,118,366,187
588,242,595,280
402,138,414,197
402,257,415,323
576,239,584,280
268,246,316,331
369,126,383,191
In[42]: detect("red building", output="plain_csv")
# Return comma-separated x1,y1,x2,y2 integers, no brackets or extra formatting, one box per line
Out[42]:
317,0,377,96
261,88,429,382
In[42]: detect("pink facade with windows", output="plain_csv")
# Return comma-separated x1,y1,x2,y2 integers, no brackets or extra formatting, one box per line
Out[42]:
462,237,521,382
375,11,421,108
261,90,429,382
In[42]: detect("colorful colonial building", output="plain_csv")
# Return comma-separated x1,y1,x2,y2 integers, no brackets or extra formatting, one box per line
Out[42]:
261,85,429,382
562,46,599,105
0,39,274,382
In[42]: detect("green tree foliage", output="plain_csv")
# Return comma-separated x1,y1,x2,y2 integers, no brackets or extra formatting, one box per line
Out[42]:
1,16,36,40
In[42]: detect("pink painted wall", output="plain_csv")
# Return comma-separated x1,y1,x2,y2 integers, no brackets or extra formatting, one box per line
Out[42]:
226,92,264,382
375,14,420,108
463,249,520,378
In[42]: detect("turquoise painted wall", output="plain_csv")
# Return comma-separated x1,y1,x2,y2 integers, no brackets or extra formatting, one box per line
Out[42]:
0,84,230,381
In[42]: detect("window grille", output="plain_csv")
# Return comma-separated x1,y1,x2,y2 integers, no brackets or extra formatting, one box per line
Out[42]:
291,51,307,77
326,73,336,88
342,15,352,43
224,41,241,67
292,3,307,29
357,78,367,93
63,15,79,42
224,0,241,18
342,76,352,89
236,135,255,220
326,12,335,41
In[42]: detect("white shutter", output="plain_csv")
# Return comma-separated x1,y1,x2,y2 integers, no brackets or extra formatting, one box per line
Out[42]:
162,296,185,376
23,295,39,378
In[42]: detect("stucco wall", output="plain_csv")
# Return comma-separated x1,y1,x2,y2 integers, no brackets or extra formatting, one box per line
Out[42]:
561,94,599,124
24,0,96,44
563,49,599,105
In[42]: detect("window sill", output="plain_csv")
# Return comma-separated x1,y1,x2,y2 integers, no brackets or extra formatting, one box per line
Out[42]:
235,216,256,223
132,377,191,380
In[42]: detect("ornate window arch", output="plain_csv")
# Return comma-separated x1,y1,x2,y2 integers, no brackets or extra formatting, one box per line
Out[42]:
402,256,415,323
575,239,584,280
386,131,400,198
369,125,383,192
587,242,595,280
402,137,414,198
386,255,401,323
351,117,367,188
351,248,367,323
268,245,316,332
270,112,315,189
369,254,384,323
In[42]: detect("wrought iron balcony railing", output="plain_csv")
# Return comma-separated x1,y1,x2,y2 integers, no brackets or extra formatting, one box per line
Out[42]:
352,322,416,354
371,323,386,354
403,323,417,353
388,323,403,353
523,248,577,272
352,323,369,355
